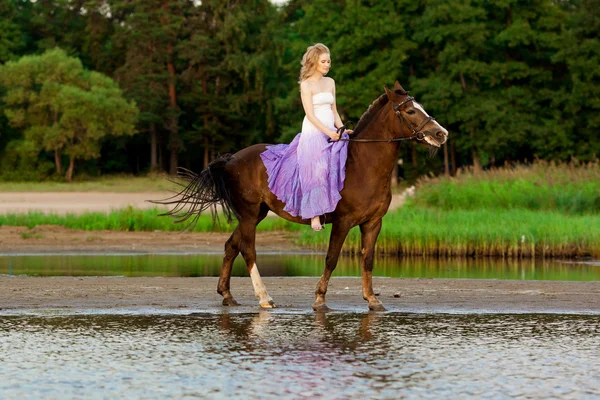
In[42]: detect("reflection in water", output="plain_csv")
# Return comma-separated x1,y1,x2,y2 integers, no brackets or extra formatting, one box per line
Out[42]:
1,313,599,398
1,254,598,281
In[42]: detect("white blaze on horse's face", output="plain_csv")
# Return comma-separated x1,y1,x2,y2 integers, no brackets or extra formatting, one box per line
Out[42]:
413,101,448,147
413,102,430,117
250,263,275,308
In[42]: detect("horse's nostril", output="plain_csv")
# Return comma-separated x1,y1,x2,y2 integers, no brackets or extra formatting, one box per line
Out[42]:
436,131,444,138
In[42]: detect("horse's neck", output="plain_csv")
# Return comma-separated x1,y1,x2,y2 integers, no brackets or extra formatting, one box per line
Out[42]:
348,106,400,187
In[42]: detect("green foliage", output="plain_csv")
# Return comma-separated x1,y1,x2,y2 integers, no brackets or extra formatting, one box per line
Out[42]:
0,48,138,181
0,0,25,62
0,0,598,178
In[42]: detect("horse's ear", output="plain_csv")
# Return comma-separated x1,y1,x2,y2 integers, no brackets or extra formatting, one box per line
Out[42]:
393,81,406,94
384,85,395,100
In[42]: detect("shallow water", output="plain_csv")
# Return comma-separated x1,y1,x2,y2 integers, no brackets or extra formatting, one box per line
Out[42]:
1,312,599,399
1,253,598,281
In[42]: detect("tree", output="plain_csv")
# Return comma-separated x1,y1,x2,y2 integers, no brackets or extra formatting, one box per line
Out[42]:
552,0,600,161
0,48,138,181
0,0,25,63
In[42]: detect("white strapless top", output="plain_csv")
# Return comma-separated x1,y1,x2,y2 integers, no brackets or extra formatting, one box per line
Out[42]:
312,92,334,112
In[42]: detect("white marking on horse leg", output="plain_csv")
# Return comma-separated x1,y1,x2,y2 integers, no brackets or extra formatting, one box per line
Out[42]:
250,263,275,308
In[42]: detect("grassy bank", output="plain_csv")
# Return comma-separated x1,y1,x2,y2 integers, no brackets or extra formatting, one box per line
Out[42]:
0,207,299,233
1,162,598,258
1,206,598,258
414,160,600,214
297,207,600,258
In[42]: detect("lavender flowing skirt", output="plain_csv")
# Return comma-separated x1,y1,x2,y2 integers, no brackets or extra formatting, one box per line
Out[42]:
260,131,349,219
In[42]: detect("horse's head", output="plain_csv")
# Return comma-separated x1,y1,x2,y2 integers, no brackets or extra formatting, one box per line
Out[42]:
384,81,448,148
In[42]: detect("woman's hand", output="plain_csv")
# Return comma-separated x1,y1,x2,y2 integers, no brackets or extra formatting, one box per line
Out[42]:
328,129,341,141
345,129,354,135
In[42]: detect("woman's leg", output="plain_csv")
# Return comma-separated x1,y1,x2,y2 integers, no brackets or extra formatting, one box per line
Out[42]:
311,215,322,231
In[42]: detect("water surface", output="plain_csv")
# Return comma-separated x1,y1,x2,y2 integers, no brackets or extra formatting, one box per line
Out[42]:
1,312,598,399
1,254,598,281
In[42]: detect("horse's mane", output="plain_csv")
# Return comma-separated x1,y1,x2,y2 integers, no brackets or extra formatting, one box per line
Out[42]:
352,93,389,136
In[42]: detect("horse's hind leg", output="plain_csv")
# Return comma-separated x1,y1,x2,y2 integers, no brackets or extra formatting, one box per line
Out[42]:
360,219,386,311
218,226,242,306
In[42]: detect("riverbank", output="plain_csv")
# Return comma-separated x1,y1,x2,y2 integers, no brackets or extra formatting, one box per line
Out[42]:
1,276,598,314
0,225,303,254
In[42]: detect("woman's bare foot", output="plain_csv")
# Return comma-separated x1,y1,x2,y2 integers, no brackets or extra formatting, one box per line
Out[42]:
311,216,323,231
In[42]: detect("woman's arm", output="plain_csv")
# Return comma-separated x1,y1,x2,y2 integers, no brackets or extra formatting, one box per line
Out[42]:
331,80,344,129
331,79,353,134
300,81,339,140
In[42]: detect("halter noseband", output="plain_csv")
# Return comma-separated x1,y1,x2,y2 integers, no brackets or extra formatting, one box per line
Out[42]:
334,93,436,143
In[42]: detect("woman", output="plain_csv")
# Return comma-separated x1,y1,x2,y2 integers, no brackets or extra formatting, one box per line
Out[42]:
261,43,352,231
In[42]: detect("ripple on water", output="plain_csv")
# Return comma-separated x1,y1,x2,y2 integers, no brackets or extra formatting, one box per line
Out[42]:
0,313,599,399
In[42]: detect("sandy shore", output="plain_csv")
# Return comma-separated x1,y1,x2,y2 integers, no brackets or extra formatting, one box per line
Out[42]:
0,192,172,215
0,191,407,215
1,276,598,314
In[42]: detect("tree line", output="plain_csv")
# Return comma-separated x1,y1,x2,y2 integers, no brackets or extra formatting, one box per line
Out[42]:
0,0,597,182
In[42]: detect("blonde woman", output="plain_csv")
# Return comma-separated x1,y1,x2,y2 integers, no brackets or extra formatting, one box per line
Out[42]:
261,43,352,231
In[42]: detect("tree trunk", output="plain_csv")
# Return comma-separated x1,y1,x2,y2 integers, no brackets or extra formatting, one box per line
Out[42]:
470,127,482,173
443,141,450,177
150,123,158,172
203,137,209,169
472,147,482,173
167,40,179,176
162,0,180,176
451,140,457,176
203,77,209,170
54,150,62,175
65,156,75,182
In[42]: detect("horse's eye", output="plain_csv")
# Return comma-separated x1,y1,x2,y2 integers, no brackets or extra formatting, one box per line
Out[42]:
406,110,415,115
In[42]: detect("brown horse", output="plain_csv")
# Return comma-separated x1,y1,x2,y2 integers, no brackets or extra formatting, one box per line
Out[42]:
159,81,448,311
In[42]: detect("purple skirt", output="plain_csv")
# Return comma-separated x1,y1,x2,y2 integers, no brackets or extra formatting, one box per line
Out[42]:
260,132,349,219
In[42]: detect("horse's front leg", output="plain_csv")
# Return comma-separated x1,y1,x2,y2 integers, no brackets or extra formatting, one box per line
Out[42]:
313,221,352,312
360,219,386,311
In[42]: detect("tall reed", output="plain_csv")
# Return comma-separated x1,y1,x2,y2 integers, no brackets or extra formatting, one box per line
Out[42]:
415,160,600,214
297,207,600,258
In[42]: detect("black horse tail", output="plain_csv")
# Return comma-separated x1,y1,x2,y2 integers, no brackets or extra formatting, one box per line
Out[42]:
152,154,237,228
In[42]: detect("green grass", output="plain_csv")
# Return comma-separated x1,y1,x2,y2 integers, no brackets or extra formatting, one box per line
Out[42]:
0,174,175,192
414,160,600,214
0,207,300,233
1,206,598,258
296,207,600,258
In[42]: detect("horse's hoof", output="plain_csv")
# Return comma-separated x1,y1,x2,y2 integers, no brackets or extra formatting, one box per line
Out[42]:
312,303,331,312
259,299,277,309
369,302,387,312
222,298,240,306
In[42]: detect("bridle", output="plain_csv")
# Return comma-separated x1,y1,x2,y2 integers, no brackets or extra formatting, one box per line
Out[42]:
333,93,436,143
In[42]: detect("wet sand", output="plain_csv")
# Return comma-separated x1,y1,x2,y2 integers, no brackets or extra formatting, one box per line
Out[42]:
1,276,598,314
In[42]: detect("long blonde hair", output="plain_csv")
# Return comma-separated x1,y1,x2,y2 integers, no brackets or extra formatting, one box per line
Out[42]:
298,43,330,83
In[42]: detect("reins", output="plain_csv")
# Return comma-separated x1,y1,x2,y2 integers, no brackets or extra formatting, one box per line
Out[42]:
331,93,435,143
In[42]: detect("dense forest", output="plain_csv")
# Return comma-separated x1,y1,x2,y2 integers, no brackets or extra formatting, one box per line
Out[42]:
0,0,598,182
